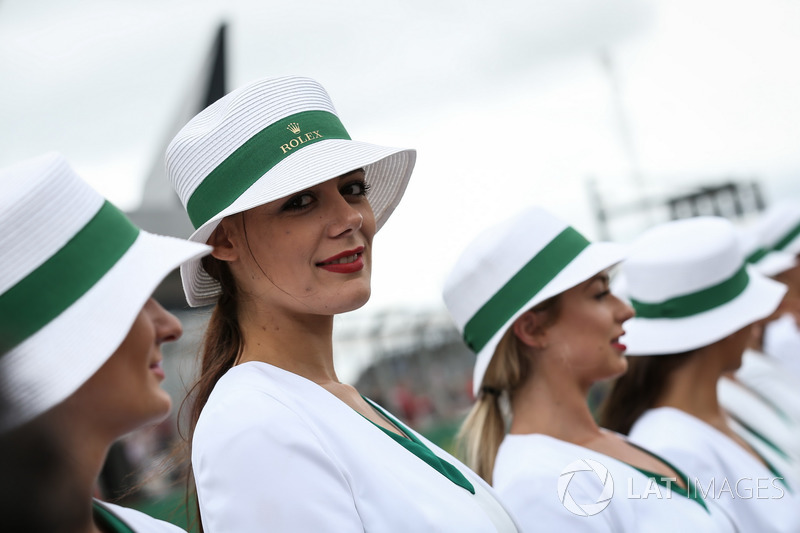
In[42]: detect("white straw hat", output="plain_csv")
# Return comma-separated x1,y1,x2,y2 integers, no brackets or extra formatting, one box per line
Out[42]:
166,75,416,307
739,224,797,278
443,207,626,397
0,153,211,431
621,216,787,356
756,201,800,257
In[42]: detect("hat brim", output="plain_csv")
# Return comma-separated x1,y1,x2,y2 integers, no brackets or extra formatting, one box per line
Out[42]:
0,232,211,431
472,241,627,396
181,139,416,307
622,266,787,356
754,251,798,278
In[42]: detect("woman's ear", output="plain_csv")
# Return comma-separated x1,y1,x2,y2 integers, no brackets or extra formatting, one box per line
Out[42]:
208,216,240,262
512,310,548,349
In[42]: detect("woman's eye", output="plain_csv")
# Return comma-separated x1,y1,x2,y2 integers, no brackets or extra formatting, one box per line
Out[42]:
282,193,314,211
341,180,370,197
595,290,610,300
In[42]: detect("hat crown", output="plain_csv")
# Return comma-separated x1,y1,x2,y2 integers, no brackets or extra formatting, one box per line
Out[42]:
757,201,800,254
443,207,570,333
623,217,743,304
166,76,339,210
0,153,103,294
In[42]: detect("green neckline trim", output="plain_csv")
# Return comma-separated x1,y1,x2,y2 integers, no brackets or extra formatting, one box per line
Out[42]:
462,226,590,354
730,415,793,492
361,396,475,494
93,501,135,533
627,442,708,512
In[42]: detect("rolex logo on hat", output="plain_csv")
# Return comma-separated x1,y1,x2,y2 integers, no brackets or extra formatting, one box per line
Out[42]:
166,75,416,307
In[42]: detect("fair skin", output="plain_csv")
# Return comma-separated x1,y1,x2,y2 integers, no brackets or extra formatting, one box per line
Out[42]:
38,298,182,533
691,326,778,468
208,169,406,435
509,273,689,487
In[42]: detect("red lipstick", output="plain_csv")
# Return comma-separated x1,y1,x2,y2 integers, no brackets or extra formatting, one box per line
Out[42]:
317,247,365,274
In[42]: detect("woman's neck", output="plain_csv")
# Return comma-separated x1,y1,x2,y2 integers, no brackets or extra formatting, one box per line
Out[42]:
510,370,602,444
38,409,113,533
654,345,727,426
237,304,339,385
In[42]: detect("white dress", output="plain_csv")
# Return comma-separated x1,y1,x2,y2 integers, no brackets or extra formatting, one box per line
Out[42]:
630,407,800,533
763,314,800,381
192,362,519,532
93,500,185,532
492,433,735,533
735,349,800,426
718,372,800,465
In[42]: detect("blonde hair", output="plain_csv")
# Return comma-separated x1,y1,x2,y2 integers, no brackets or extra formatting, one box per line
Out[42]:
456,296,561,484
456,328,529,485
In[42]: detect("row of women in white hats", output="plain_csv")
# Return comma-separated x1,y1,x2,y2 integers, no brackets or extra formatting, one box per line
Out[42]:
445,199,800,533
3,72,800,532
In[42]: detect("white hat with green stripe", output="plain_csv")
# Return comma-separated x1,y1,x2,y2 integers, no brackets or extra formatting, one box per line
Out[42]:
166,75,416,307
739,224,797,278
0,153,211,431
757,201,800,257
621,216,787,356
442,207,626,397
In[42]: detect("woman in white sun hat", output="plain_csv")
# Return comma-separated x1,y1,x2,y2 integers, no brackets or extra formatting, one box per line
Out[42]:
601,216,800,533
715,224,800,463
443,207,734,532
754,201,800,379
0,153,211,532
165,75,519,532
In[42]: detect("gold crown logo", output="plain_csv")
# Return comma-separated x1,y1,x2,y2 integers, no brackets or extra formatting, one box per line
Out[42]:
286,123,301,134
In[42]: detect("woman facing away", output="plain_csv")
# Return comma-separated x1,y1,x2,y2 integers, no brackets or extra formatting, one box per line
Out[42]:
0,153,211,532
442,207,736,532
165,75,520,532
715,225,800,465
600,216,800,533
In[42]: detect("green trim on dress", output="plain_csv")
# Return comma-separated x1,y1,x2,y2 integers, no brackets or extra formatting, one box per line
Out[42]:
93,501,135,533
361,397,475,494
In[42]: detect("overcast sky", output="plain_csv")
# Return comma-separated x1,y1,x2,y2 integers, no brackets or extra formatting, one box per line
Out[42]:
2,0,800,315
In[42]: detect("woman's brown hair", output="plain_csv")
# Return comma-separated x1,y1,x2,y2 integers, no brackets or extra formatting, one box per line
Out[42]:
599,351,695,435
179,255,244,532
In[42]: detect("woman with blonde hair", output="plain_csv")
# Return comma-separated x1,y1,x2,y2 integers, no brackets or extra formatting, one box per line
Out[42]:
443,207,735,532
601,215,800,532
166,75,519,532
0,153,211,531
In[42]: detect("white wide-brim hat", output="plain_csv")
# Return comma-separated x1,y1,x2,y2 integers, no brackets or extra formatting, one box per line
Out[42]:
443,207,626,397
0,153,211,431
757,201,800,257
166,75,416,307
739,224,798,278
621,216,787,356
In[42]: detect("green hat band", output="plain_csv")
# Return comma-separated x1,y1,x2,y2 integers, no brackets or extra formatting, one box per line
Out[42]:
746,247,769,264
774,220,800,252
186,110,351,229
462,226,590,353
631,264,749,319
0,201,139,355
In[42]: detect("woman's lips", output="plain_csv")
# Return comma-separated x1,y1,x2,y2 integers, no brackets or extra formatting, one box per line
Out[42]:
317,247,365,274
611,337,627,353
149,361,165,380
